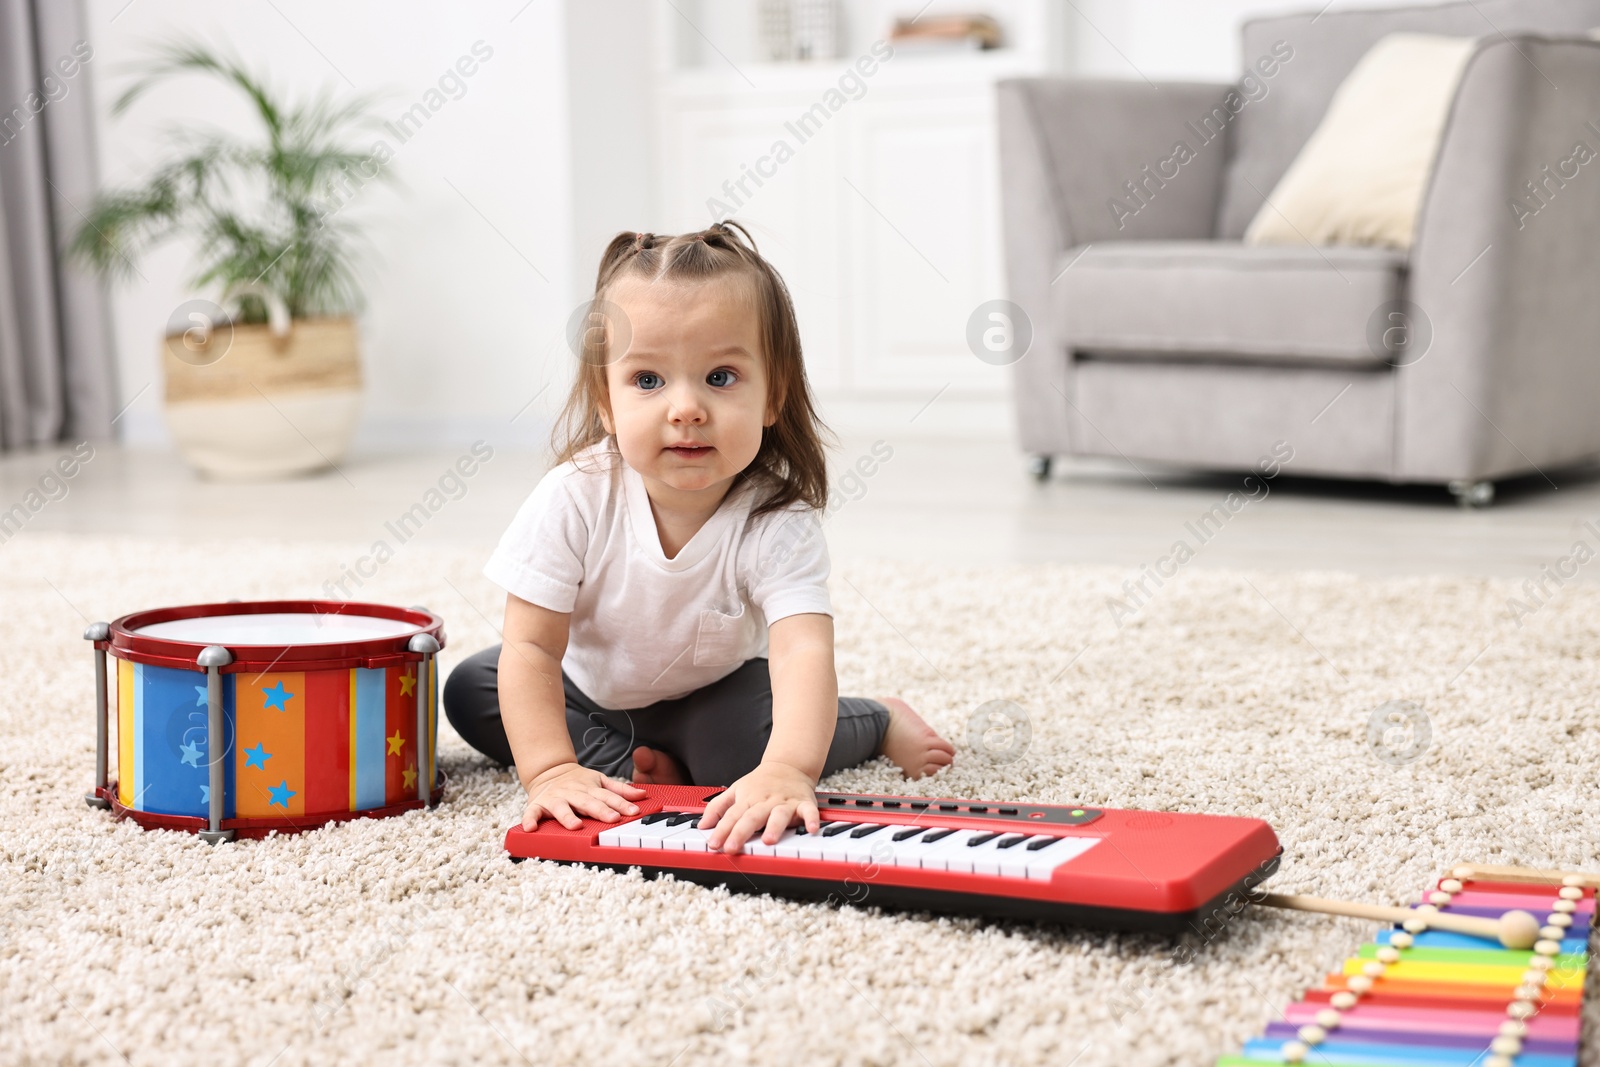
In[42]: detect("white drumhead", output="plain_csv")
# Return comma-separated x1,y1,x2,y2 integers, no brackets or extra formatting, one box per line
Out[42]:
134,612,420,645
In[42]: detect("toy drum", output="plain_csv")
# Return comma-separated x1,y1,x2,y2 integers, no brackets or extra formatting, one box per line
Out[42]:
82,600,446,843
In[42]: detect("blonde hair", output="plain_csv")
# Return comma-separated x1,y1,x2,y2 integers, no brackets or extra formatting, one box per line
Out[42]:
549,220,834,519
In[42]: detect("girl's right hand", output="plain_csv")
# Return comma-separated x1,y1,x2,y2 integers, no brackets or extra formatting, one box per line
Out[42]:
522,762,647,831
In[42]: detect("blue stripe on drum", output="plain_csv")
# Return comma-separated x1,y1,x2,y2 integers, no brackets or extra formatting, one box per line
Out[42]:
133,663,145,808
354,667,387,809
137,662,237,817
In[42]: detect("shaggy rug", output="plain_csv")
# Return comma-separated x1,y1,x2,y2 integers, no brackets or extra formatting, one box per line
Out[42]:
1,534,1596,1067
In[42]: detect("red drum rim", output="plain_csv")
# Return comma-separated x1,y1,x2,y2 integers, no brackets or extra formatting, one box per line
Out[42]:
91,772,448,839
102,599,445,672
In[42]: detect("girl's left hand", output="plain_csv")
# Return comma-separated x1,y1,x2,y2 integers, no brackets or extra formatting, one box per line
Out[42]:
699,761,822,854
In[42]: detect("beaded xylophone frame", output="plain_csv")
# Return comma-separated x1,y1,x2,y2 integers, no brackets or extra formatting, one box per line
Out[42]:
1221,864,1597,1067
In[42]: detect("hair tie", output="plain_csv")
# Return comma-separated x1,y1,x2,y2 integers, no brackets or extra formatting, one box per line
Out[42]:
633,232,654,251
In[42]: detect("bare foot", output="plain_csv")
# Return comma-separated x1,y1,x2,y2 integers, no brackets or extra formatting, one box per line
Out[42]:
876,697,955,779
630,745,688,786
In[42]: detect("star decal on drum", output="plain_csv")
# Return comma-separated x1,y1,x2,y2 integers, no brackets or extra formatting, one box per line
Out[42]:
268,780,296,808
193,685,208,707
386,730,405,756
262,681,294,712
402,764,417,789
199,783,210,804
399,670,416,697
244,742,272,769
179,740,204,767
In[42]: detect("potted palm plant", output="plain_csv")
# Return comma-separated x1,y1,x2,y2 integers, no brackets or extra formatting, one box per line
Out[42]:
71,43,391,479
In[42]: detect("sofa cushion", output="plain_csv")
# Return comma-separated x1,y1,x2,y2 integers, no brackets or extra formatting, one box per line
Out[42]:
1056,240,1404,366
1216,0,1600,239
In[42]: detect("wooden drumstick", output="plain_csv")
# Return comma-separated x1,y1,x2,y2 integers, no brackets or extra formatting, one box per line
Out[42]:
1256,892,1542,950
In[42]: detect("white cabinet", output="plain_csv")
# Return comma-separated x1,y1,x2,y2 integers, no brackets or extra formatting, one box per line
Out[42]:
651,2,1068,422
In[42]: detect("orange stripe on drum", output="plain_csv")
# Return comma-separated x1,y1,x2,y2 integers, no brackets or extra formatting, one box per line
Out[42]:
236,670,306,818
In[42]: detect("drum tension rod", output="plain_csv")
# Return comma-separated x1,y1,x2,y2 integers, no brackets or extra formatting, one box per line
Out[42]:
409,633,440,807
83,623,112,810
197,645,235,845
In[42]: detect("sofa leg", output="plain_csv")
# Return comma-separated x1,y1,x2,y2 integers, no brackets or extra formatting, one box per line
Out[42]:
1026,454,1052,481
1448,479,1495,508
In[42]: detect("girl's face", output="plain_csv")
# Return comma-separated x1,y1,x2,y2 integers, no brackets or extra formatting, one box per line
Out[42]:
600,273,775,503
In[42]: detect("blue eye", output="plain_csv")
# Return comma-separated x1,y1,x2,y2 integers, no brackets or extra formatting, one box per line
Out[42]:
634,372,662,391
707,368,737,387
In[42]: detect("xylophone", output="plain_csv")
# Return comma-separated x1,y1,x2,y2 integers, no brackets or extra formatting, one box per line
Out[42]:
1221,863,1597,1067
503,784,1283,932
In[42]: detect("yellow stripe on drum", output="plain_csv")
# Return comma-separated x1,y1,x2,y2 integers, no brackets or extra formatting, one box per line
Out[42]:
1341,957,1545,986
348,668,358,811
117,658,135,806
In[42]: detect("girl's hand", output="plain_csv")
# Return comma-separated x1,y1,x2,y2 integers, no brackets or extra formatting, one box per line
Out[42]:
699,761,821,854
522,762,647,831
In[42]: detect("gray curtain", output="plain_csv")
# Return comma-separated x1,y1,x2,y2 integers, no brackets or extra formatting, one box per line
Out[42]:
0,0,116,450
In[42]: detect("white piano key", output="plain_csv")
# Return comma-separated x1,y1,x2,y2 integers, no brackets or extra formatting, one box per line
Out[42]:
1023,835,1100,880
915,829,990,872
659,822,712,852
598,815,681,848
741,827,802,857
885,826,944,867
792,822,850,861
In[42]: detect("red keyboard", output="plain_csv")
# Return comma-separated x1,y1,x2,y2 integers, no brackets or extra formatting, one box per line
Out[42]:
504,785,1282,931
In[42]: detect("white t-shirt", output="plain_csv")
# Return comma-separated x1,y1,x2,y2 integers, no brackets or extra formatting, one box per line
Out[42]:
483,439,832,710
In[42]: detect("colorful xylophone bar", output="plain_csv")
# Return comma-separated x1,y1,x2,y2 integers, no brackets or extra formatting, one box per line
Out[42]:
1219,866,1595,1067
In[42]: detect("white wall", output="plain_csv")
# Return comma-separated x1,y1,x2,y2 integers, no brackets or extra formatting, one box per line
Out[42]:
84,0,654,452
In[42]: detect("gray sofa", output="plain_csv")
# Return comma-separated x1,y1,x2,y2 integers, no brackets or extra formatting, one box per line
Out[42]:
998,0,1600,503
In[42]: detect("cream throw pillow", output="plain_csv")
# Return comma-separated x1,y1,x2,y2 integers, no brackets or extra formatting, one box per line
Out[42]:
1244,33,1477,249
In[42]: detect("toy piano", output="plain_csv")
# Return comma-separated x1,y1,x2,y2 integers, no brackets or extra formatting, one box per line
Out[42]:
504,784,1282,932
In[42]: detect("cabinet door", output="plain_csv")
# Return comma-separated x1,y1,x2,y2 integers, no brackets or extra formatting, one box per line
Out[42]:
660,100,845,391
839,88,1006,394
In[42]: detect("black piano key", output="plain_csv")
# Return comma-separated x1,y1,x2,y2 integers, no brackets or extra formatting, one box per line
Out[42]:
641,812,672,824
666,812,697,826
966,831,1001,847
849,823,885,838
922,828,957,844
995,834,1029,849
821,822,854,837
796,826,810,835
891,827,926,841
1025,835,1062,851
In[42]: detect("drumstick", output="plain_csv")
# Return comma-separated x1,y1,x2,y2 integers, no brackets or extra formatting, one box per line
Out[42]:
1256,892,1542,950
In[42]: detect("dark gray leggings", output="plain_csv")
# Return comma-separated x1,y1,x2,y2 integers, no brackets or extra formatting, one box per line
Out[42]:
442,645,891,787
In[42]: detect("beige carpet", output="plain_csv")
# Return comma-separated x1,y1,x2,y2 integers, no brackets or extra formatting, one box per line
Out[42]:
2,534,1597,1066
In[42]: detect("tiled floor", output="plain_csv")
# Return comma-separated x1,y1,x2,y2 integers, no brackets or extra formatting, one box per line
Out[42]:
4,435,1600,580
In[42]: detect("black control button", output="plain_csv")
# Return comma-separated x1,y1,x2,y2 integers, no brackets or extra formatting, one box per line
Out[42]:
849,823,885,838
882,801,901,808
966,831,1001,847
827,797,846,805
996,834,1028,849
855,799,873,806
999,807,1018,815
922,828,957,844
939,803,958,811
891,827,925,841
910,801,929,810
968,806,988,813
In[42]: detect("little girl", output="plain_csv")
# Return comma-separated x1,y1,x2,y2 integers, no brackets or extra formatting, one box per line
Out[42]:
444,221,954,854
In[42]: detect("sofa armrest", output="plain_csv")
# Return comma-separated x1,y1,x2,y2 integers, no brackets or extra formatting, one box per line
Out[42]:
997,77,1236,453
1402,36,1600,482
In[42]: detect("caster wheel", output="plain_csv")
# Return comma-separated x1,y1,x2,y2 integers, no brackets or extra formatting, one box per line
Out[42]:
1447,480,1494,508
1026,454,1052,481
